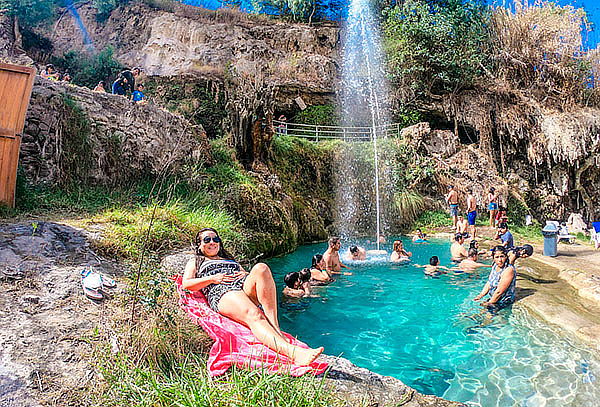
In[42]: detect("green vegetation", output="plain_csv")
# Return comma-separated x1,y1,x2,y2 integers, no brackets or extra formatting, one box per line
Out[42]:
383,0,492,97
60,95,93,184
143,78,229,139
414,210,452,229
51,47,125,89
0,0,59,26
291,104,339,127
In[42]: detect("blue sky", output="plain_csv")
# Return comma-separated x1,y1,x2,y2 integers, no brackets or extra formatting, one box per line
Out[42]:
182,0,600,49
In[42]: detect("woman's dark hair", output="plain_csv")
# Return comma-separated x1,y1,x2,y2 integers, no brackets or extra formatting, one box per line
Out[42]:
521,244,534,256
299,268,311,283
492,245,507,255
311,254,323,268
45,63,55,70
98,80,106,86
468,248,478,258
490,187,496,193
429,256,439,266
284,271,299,288
194,228,235,270
349,245,358,254
469,240,479,249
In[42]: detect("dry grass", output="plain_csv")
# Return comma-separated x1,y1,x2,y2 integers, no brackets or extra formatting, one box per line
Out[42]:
490,0,599,107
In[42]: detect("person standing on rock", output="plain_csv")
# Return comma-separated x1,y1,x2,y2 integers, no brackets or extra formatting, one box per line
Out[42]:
488,187,498,227
323,237,352,275
446,185,459,229
466,188,477,238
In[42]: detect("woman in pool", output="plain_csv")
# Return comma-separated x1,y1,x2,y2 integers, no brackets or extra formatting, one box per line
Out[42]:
182,228,323,366
473,246,517,309
412,229,428,243
309,254,334,285
283,269,312,297
390,240,412,262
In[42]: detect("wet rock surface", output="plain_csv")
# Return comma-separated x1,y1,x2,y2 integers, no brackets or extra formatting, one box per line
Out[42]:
0,222,122,406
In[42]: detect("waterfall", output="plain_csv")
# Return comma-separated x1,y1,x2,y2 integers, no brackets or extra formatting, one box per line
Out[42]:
337,0,391,248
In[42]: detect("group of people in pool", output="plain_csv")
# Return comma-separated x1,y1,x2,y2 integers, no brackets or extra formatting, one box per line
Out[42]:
180,223,535,367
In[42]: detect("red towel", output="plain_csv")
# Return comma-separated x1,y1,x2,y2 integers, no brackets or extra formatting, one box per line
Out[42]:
174,275,328,376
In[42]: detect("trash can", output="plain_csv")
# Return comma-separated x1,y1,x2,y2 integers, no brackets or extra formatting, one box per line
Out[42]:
542,222,558,257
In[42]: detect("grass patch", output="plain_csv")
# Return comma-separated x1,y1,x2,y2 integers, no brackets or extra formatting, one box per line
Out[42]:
413,210,452,229
511,225,543,243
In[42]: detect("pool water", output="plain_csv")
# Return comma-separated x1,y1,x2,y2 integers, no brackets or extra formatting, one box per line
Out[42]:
267,237,600,406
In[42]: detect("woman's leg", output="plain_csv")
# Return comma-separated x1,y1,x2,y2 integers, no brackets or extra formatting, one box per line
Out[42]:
218,291,323,366
242,263,280,332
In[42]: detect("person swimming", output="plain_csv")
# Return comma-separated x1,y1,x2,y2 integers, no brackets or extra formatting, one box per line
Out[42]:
283,269,311,297
390,240,412,262
415,256,450,275
309,254,334,285
412,229,428,242
457,248,492,271
348,245,367,261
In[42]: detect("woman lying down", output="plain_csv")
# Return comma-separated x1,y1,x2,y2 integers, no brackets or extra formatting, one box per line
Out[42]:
182,228,324,366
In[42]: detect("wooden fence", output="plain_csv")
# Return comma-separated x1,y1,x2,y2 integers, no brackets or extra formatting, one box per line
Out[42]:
0,63,36,208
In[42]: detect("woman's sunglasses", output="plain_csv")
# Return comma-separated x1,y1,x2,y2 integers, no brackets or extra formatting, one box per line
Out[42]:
202,236,221,244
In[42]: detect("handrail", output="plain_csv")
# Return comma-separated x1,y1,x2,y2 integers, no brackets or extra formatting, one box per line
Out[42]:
273,120,403,141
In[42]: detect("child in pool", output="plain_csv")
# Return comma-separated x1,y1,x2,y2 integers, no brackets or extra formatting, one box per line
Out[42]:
283,269,311,297
412,229,428,242
415,256,450,275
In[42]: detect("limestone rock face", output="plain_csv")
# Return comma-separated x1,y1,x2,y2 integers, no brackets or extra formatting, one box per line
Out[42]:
0,13,33,65
21,77,210,185
48,4,339,98
401,122,460,158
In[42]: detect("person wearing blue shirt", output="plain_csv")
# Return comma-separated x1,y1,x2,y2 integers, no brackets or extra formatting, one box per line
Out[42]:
131,84,146,104
495,223,514,249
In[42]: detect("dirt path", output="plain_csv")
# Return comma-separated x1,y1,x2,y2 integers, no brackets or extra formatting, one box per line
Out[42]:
0,221,123,406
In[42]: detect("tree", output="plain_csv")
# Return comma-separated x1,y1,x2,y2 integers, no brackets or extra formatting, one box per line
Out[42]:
0,0,59,27
383,0,492,98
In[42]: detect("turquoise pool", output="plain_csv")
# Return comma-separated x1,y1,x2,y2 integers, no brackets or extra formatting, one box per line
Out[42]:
267,237,600,406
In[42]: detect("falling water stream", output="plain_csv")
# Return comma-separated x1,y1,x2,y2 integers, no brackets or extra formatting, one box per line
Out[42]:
339,0,391,246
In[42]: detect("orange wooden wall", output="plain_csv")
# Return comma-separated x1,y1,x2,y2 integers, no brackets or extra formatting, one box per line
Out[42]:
0,63,36,208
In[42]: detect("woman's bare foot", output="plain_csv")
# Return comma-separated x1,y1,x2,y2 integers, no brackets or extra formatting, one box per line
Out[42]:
293,346,324,366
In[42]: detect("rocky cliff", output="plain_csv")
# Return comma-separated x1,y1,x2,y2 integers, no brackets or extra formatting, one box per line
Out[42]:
21,77,211,186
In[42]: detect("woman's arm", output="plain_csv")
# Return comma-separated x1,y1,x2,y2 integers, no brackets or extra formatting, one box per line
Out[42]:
473,282,490,301
181,258,228,291
485,267,515,305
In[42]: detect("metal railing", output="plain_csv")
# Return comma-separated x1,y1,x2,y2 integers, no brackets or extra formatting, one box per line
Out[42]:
273,120,403,141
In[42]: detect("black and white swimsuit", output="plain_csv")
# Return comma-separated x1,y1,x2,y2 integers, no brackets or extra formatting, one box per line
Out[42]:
196,259,247,312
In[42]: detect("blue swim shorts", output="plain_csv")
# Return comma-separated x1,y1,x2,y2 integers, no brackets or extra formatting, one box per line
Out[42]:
488,202,498,211
467,211,477,226
449,204,459,216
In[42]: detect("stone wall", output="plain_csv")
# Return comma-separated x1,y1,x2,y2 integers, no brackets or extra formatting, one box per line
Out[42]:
21,77,210,186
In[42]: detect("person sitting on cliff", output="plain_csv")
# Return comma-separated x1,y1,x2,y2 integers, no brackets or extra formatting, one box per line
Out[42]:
41,64,60,81
451,234,468,262
390,240,412,262
473,245,517,310
323,237,352,275
456,215,469,238
458,248,491,272
132,83,147,104
112,75,128,96
348,245,367,261
93,81,107,92
182,227,323,366
309,254,334,285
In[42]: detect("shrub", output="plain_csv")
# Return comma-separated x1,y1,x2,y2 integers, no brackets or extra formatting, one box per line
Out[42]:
0,0,59,27
51,46,125,89
383,0,492,98
291,104,339,127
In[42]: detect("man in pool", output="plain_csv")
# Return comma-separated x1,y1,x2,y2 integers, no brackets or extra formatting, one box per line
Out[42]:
323,237,352,275
348,245,367,261
451,234,469,262
458,248,491,271
446,185,460,229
